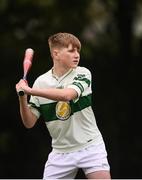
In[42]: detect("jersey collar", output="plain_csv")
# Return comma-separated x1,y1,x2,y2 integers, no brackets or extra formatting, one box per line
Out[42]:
52,68,73,81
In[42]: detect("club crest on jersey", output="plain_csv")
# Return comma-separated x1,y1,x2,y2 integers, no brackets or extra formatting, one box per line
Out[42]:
56,101,71,120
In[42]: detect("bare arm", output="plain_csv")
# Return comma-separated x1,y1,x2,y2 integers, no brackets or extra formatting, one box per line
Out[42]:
31,88,78,101
18,95,38,128
18,79,78,102
16,80,38,128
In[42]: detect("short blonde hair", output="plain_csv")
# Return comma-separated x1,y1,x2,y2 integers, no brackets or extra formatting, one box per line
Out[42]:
48,32,81,52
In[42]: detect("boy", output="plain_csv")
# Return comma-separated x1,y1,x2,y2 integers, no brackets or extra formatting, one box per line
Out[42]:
16,32,111,179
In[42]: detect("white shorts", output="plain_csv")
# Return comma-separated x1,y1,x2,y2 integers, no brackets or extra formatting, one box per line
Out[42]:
43,142,110,179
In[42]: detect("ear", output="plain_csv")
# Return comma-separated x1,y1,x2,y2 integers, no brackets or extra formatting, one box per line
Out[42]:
52,49,59,59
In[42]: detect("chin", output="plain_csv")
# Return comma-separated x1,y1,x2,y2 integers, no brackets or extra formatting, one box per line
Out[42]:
71,64,78,68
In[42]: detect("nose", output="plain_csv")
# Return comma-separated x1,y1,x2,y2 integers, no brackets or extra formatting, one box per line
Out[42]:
74,50,80,58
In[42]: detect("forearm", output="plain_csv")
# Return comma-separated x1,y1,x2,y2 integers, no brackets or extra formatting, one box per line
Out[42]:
16,79,77,102
30,88,77,102
18,95,37,128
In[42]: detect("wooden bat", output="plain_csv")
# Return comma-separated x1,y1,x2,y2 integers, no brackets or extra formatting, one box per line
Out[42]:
18,48,34,96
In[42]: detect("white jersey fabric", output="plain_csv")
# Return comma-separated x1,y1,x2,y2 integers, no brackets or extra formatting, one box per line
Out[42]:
29,66,104,153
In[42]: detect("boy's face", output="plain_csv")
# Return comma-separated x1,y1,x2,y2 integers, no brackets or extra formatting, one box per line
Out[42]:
55,44,80,69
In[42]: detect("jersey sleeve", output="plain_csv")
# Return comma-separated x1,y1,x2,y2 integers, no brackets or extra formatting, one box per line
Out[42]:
67,68,92,102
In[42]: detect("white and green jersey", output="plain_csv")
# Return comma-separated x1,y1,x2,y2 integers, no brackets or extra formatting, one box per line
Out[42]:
29,66,103,153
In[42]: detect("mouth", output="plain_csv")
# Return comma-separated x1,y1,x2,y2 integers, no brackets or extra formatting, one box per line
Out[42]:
73,60,79,64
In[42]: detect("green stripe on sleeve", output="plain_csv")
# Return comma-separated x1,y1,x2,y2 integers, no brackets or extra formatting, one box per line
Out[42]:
72,82,84,93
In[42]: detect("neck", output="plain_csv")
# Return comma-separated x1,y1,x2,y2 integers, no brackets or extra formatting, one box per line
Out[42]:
52,66,71,78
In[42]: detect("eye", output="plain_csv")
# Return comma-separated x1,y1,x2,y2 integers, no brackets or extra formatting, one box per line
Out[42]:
68,49,74,52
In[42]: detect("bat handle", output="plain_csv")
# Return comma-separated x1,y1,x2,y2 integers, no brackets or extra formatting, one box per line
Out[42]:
18,89,25,96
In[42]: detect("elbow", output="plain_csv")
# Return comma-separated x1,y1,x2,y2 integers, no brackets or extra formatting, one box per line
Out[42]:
21,111,37,129
63,96,72,102
62,94,74,102
23,122,35,129
22,118,36,129
24,124,34,129
61,89,78,101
